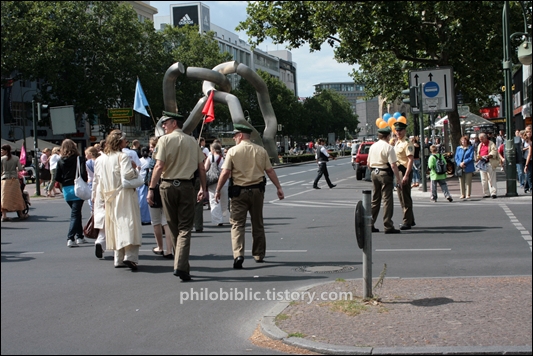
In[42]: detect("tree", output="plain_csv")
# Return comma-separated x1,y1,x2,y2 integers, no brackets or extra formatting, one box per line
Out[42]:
237,1,528,150
302,89,359,139
1,2,231,135
2,1,152,120
232,69,302,134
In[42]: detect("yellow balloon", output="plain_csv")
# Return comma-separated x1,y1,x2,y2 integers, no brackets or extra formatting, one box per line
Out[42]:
388,117,397,127
376,118,384,127
378,121,388,129
398,116,407,124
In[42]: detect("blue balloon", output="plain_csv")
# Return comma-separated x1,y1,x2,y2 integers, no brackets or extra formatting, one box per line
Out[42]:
393,112,401,119
383,113,391,122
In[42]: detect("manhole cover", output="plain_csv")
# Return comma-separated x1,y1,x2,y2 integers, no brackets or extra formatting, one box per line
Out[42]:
293,265,356,274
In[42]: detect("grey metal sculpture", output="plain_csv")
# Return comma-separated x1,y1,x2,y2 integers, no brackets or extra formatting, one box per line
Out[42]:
157,61,279,163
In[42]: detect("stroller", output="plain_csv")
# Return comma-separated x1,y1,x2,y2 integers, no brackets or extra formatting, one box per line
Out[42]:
18,175,31,217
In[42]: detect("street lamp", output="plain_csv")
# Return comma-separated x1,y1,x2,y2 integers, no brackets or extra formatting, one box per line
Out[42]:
502,0,530,197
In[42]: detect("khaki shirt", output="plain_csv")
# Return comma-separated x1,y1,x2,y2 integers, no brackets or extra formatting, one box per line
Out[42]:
222,140,272,186
367,140,398,169
394,138,414,167
153,129,205,180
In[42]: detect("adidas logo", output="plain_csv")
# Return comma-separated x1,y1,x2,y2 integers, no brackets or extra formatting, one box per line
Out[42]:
178,14,194,25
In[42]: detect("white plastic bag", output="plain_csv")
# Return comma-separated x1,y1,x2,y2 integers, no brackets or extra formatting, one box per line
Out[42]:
74,157,91,200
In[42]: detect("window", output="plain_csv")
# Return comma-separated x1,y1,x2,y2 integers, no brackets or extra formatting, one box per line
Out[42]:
11,102,25,119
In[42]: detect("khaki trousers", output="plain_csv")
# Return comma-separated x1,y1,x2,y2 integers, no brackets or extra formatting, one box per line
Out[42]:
160,180,195,273
397,170,414,226
459,172,473,197
371,171,395,231
230,188,265,260
480,165,497,196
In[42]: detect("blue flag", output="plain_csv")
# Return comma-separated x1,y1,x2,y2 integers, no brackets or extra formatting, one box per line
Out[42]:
133,78,149,117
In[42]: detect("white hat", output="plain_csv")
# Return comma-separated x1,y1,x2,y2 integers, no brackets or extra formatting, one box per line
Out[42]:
470,134,476,138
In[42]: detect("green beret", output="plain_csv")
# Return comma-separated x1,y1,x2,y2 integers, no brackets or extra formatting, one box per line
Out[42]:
161,111,184,123
377,126,392,135
233,123,253,134
394,122,407,130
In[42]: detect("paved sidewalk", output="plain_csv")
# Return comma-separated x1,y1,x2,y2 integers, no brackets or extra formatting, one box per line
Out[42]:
259,170,532,355
410,170,532,201
261,276,532,355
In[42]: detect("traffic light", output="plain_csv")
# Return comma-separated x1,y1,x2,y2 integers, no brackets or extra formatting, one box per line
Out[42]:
402,86,418,108
40,104,49,119
38,103,50,126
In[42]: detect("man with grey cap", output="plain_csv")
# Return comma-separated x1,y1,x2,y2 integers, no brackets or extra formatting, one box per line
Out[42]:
394,121,415,230
367,126,403,234
214,123,284,269
147,111,207,281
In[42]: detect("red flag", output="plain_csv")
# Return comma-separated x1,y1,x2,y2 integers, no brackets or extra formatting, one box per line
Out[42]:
202,90,215,123
20,143,26,166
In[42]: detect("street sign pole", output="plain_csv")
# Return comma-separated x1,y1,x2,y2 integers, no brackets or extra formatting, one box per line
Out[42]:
34,101,41,196
418,84,428,192
362,190,372,299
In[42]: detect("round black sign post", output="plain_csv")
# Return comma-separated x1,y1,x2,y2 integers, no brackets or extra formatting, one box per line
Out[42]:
355,201,365,249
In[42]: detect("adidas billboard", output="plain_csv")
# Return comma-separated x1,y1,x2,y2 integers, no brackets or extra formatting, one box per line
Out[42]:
171,4,210,32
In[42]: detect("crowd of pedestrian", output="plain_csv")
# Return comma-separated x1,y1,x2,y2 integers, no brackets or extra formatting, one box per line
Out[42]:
2,118,530,274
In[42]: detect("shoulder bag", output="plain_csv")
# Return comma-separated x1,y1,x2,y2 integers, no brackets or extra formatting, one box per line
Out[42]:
74,157,92,200
121,153,144,189
206,155,222,186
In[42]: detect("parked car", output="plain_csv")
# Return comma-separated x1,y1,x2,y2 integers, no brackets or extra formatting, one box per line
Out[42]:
353,141,374,180
351,143,361,170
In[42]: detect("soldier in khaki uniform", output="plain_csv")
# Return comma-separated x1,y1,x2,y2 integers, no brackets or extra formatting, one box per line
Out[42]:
215,124,284,269
367,126,403,234
393,121,415,230
147,111,206,281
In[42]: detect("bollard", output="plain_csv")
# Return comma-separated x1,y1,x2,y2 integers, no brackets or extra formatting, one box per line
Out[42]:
362,190,372,299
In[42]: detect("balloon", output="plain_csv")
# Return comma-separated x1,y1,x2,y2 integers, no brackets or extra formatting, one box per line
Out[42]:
376,118,384,127
383,113,391,122
378,121,388,129
393,112,401,119
388,117,397,127
398,116,407,124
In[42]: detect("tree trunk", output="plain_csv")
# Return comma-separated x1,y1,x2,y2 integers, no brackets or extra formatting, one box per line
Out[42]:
447,110,462,154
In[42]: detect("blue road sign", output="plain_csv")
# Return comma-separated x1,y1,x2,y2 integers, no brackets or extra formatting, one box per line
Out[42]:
424,81,439,98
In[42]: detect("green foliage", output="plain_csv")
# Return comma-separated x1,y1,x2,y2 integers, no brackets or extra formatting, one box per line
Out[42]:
237,1,528,150
302,89,359,139
1,1,231,133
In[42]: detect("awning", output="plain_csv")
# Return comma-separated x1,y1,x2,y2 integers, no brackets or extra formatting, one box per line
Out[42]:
15,137,58,151
425,112,495,130
1,138,17,150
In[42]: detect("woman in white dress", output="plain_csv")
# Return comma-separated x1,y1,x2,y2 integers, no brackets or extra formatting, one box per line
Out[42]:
204,142,228,226
98,130,142,270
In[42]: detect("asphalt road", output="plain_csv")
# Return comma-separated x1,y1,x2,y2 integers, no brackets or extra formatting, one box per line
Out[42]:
2,158,531,354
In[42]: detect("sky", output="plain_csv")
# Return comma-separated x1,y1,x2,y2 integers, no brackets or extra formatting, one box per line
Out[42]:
149,1,356,98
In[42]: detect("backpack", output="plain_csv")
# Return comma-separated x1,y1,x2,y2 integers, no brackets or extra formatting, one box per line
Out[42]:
434,154,447,174
144,158,155,186
206,155,222,186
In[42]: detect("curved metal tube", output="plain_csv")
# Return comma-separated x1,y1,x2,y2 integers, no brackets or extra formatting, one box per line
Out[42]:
235,63,279,162
162,62,185,114
181,67,232,134
155,62,186,137
203,61,279,162
159,61,279,163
